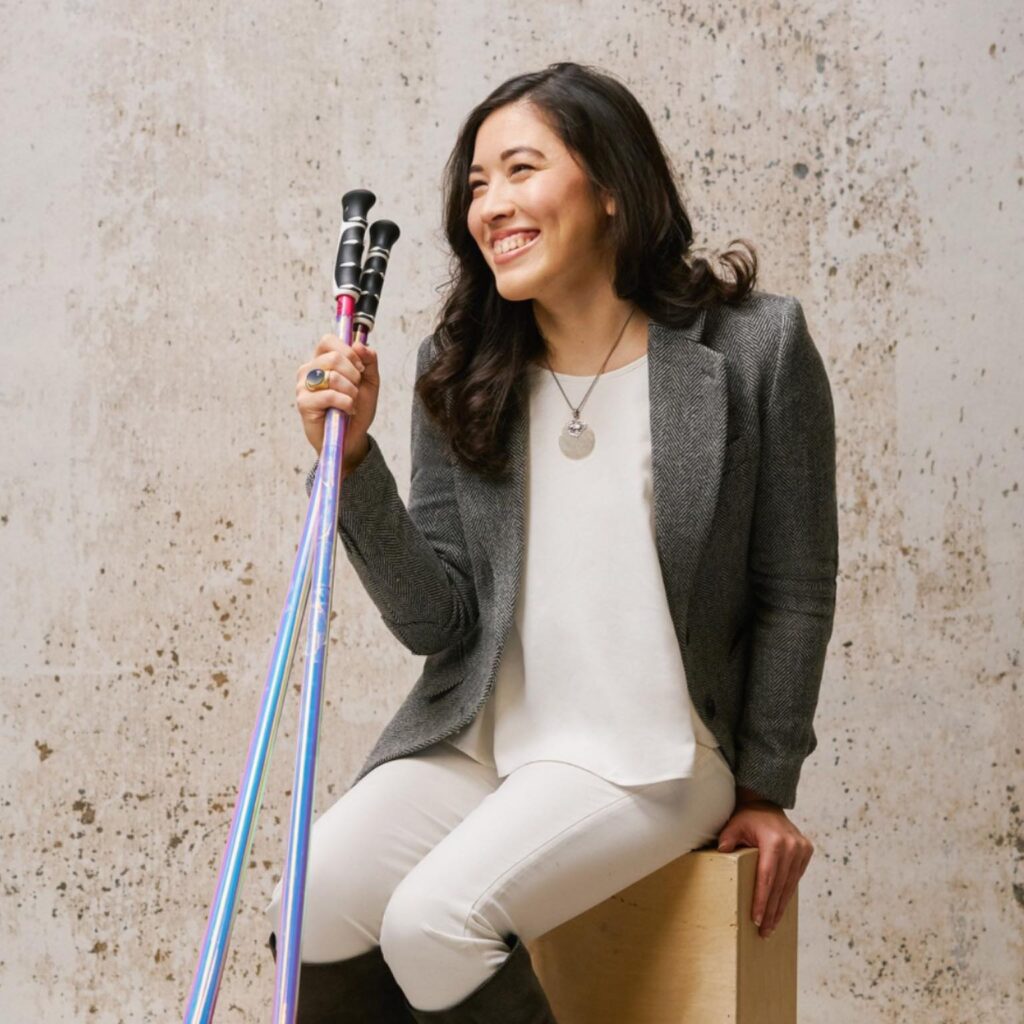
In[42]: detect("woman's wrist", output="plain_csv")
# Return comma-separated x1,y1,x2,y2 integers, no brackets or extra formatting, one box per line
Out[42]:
342,436,371,477
309,436,371,485
735,784,776,808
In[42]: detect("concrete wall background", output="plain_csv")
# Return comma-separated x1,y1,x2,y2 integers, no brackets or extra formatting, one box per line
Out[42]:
2,1,1021,1020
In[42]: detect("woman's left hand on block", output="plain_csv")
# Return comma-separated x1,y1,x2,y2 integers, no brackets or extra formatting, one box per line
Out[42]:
716,797,814,939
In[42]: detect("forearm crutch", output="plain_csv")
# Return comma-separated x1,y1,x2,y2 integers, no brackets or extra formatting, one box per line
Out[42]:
182,189,400,1024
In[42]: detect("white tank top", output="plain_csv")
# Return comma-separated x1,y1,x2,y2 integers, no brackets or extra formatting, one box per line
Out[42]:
445,350,719,785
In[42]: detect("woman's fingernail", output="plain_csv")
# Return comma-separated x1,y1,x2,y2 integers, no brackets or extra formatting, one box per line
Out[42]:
754,916,762,927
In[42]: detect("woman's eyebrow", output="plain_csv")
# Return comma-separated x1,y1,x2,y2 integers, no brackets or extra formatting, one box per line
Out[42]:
469,146,546,174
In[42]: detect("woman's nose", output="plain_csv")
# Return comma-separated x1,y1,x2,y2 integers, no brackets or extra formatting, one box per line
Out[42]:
479,181,515,221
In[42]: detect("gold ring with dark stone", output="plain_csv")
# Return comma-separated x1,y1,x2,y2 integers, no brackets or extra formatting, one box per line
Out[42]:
305,368,330,392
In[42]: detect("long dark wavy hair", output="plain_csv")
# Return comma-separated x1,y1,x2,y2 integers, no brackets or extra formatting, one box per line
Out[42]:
419,61,758,480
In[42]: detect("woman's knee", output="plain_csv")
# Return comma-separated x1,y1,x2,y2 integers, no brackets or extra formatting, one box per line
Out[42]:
262,798,392,961
379,866,516,1011
379,868,467,962
263,861,382,962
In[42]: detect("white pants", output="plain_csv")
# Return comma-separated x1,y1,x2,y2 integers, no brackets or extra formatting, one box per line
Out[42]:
264,740,735,1012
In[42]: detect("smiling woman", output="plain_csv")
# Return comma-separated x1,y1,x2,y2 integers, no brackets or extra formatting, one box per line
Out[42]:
422,63,760,478
279,60,835,1023
466,108,620,309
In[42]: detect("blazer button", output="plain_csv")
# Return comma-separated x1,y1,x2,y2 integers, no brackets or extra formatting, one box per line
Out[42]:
704,697,717,718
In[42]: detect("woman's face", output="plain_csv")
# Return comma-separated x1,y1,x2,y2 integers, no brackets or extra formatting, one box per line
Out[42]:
467,100,615,304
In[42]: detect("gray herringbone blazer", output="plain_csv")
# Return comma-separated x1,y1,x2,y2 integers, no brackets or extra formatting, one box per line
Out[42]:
306,289,838,809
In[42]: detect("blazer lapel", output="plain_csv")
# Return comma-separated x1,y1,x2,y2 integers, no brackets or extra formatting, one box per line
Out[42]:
647,311,728,631
455,309,729,644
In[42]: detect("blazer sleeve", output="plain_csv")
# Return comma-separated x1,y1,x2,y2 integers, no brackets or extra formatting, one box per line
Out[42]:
303,333,479,656
734,296,839,809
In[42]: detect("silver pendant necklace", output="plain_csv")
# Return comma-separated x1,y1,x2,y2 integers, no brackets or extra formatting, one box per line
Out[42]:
542,306,637,460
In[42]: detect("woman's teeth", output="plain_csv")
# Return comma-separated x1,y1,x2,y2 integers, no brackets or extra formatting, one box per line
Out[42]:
495,231,539,255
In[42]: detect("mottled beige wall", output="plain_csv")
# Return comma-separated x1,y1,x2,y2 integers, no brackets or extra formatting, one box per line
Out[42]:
2,1,1021,1020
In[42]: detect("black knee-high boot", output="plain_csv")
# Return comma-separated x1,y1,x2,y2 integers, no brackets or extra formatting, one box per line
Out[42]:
400,934,559,1024
268,932,415,1023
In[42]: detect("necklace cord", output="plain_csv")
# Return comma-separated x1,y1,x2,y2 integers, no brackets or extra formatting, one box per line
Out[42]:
542,305,638,415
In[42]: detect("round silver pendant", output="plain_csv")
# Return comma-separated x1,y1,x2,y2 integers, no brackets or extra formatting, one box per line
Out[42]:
559,417,595,459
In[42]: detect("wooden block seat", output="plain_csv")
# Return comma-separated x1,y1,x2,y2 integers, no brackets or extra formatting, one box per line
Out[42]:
525,846,798,1024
